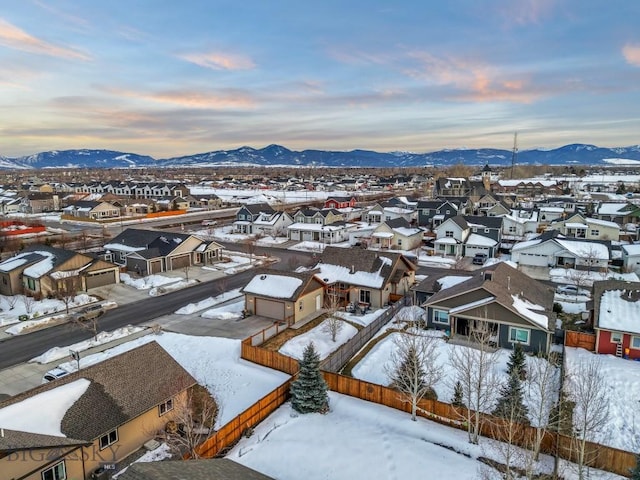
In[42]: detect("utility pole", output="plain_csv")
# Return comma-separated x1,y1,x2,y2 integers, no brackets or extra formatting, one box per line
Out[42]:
511,132,518,179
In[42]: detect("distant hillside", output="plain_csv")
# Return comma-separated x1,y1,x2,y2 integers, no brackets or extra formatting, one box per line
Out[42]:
1,144,640,169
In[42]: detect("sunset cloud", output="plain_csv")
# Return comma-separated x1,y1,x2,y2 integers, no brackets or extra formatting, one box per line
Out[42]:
623,43,640,67
98,86,256,109
178,51,255,70
0,18,90,60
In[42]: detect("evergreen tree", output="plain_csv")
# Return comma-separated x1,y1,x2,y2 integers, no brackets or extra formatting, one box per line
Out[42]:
389,345,426,392
290,342,329,414
630,454,640,480
451,380,465,407
506,342,527,380
492,371,530,424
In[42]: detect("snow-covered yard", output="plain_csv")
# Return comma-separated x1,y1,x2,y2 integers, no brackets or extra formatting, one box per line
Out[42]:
550,267,639,287
226,391,623,480
279,318,358,360
0,293,98,329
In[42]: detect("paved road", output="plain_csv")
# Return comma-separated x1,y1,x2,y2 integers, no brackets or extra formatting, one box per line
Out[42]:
0,247,316,370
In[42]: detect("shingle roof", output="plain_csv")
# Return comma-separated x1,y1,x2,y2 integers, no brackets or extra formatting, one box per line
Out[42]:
241,268,324,302
463,215,503,229
22,244,79,268
108,228,192,250
0,342,196,442
118,458,276,480
0,428,89,453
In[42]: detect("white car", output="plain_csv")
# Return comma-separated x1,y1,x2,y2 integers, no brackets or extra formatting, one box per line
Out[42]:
556,284,589,296
42,367,70,383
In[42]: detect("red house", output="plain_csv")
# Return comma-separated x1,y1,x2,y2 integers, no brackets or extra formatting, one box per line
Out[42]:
323,196,357,209
593,280,640,359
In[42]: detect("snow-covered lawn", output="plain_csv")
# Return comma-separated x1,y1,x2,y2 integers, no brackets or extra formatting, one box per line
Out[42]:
0,293,98,328
194,225,289,246
120,273,181,290
550,267,639,287
279,318,358,360
30,326,146,364
288,241,327,253
565,347,640,452
226,391,622,480
175,289,242,314
201,299,245,320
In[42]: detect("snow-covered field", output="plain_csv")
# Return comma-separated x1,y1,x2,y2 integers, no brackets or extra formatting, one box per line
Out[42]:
550,267,639,287
279,318,358,360
120,273,182,290
226,391,623,480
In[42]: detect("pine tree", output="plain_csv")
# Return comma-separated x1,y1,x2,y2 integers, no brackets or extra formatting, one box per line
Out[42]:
290,342,329,414
492,371,529,424
506,342,527,380
630,454,640,480
451,380,465,407
390,345,426,392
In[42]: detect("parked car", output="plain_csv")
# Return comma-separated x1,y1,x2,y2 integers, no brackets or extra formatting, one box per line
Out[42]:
71,304,105,322
472,253,488,265
42,367,70,383
555,284,590,296
202,219,217,226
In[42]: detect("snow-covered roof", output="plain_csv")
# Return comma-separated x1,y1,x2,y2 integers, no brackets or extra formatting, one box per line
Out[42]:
0,254,30,272
555,239,609,260
393,227,422,237
0,379,90,437
434,237,458,245
436,276,472,290
315,263,386,289
587,218,620,229
565,222,587,228
598,289,640,334
510,295,549,329
104,243,146,253
372,232,394,239
243,274,303,298
597,203,627,215
465,233,497,247
449,296,495,314
23,251,55,278
622,244,640,256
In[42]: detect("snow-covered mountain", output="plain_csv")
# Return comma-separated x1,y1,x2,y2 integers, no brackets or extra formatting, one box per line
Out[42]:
2,144,640,169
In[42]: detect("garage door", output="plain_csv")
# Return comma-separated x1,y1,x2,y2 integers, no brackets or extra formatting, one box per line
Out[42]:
256,298,285,320
85,270,116,289
171,254,191,270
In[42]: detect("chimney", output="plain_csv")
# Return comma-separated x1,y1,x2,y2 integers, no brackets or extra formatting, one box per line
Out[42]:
351,265,355,274
507,276,511,290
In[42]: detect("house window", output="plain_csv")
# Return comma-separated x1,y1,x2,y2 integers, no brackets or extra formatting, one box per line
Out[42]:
27,278,36,290
299,300,303,311
631,336,640,350
359,290,371,304
433,309,449,325
610,332,623,343
159,398,173,416
445,231,454,238
398,239,402,246
508,226,516,233
508,327,530,345
99,429,118,450
42,461,66,480
590,229,599,236
484,228,490,233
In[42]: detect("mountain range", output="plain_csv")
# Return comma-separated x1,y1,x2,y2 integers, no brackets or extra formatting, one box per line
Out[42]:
1,144,640,170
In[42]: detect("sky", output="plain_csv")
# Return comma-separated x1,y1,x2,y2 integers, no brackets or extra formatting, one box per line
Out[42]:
0,1,639,158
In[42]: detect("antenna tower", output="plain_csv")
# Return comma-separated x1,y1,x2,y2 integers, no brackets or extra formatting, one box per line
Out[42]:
511,132,518,179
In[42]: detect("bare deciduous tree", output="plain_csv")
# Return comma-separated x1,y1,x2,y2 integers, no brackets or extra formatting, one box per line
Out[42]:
55,273,80,314
386,329,443,421
22,295,35,315
243,237,257,264
7,295,18,310
322,290,344,342
564,356,610,480
449,320,499,444
165,384,220,459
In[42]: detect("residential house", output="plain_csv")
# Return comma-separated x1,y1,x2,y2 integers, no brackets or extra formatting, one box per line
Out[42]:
493,179,563,196
312,246,416,309
62,200,120,220
434,215,501,258
537,206,565,227
0,342,197,480
593,280,640,359
435,177,472,197
621,244,640,275
10,245,121,297
412,272,473,306
511,231,610,270
242,270,326,324
20,192,60,213
502,210,540,244
118,459,276,480
370,218,423,251
550,213,620,241
251,210,293,238
324,195,357,209
288,207,353,244
594,202,640,226
474,193,510,217
104,228,222,275
416,199,463,230
233,203,276,234
188,194,224,210
423,263,555,353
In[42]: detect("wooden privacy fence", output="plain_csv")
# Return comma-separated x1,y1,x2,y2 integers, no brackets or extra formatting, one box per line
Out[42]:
564,330,596,351
241,338,300,375
321,295,411,373
191,380,292,459
322,371,636,478
244,322,290,347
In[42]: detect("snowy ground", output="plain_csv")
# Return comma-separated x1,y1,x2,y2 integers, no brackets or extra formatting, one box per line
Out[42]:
0,293,98,328
550,267,639,287
194,225,290,246
175,289,243,315
120,273,181,290
279,318,358,360
201,299,245,320
226,391,623,480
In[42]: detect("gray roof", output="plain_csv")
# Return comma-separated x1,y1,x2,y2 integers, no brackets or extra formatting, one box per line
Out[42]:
0,342,197,443
241,269,324,302
118,458,276,480
108,228,192,251
0,428,89,453
463,215,503,229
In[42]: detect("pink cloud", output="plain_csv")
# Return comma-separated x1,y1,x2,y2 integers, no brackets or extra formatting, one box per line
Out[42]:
623,44,640,67
0,18,90,60
179,51,255,70
100,86,255,109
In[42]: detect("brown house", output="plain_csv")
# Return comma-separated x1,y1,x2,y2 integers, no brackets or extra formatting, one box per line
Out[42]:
242,270,326,324
0,342,197,480
0,246,120,297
